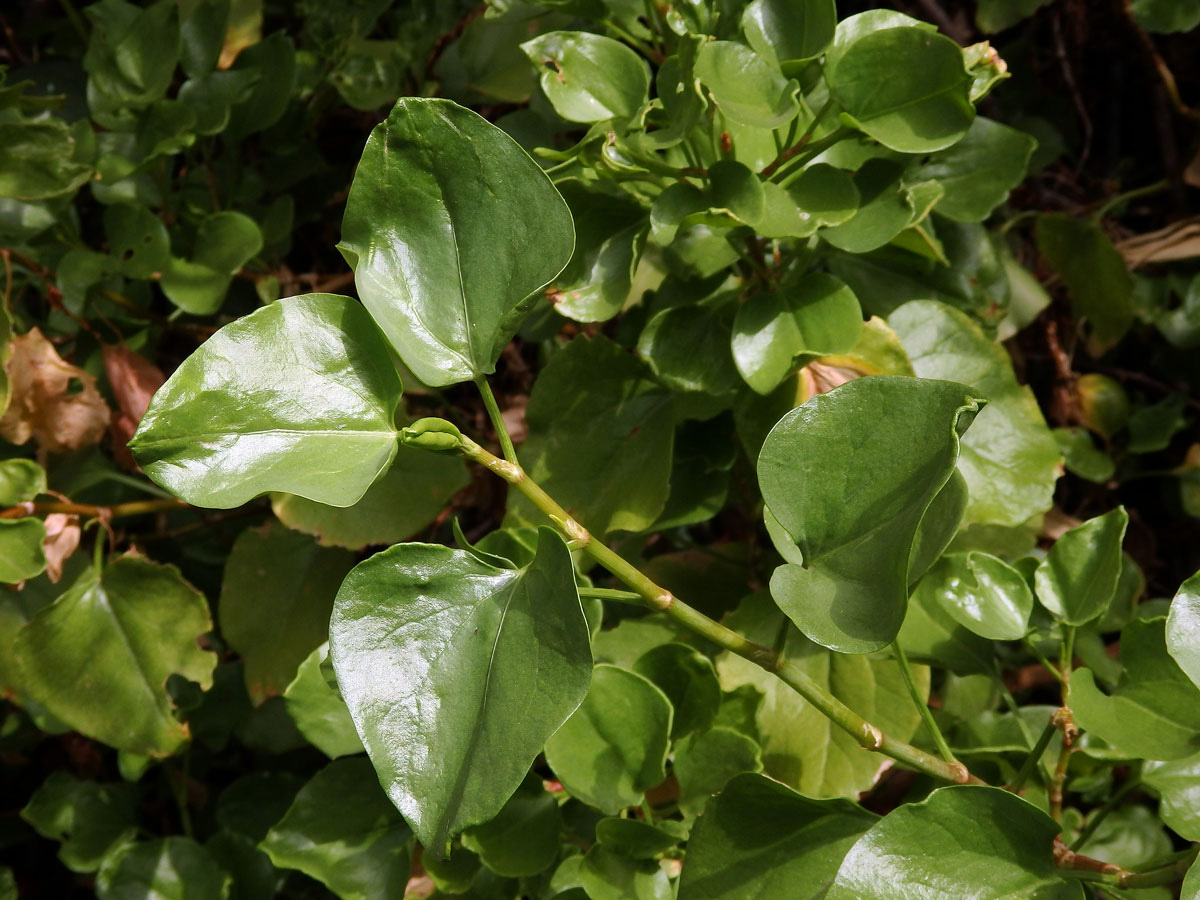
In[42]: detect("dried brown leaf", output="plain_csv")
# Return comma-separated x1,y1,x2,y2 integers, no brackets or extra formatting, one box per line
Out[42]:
103,345,165,470
42,513,81,583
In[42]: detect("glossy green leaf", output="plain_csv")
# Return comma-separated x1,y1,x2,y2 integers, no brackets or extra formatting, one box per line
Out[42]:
1167,570,1200,690
1036,214,1134,355
1070,617,1200,760
20,772,138,873
15,557,217,756
521,32,650,123
0,517,47,584
509,336,674,535
909,470,969,585
1034,507,1129,626
544,664,672,815
638,303,741,398
717,593,928,797
1188,859,1200,900
461,772,560,878
0,119,93,202
552,184,647,323
820,159,914,254
694,41,800,129
96,837,230,900
826,27,975,153
742,0,837,68
260,757,412,900
130,294,403,510
901,567,996,675
783,164,860,236
225,31,296,139
581,846,672,900
339,97,574,387
679,773,875,900
825,786,1078,900
330,527,591,851
160,211,262,315
219,522,355,704
179,0,228,76
913,118,1038,222
282,643,363,759
594,818,685,860
924,552,1033,641
891,300,1061,528
1144,751,1200,840
673,726,763,817
732,274,863,394
633,642,721,738
759,376,983,653
271,445,467,550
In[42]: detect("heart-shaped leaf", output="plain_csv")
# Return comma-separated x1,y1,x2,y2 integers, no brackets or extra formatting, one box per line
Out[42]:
329,527,591,852
339,98,575,387
759,376,984,653
131,293,403,509
924,552,1033,641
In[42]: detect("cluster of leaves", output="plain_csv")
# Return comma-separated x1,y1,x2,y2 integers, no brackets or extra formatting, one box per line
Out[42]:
3,1,1200,900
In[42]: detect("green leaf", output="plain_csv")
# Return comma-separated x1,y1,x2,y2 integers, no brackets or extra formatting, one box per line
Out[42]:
20,772,138,873
271,446,468,550
282,643,363,759
825,786,1077,900
913,118,1038,222
901,568,996,675
1070,617,1200,760
1132,0,1200,32
923,552,1033,641
1036,214,1134,355
0,119,93,202
694,41,800,129
509,336,674,535
520,32,650,123
552,184,647,323
130,293,403,510
15,557,217,756
1054,427,1115,483
96,837,231,900
330,527,591,851
225,31,296,139
678,773,875,900
820,159,914,254
717,592,929,797
976,0,1054,32
1034,508,1129,626
1167,570,1200,690
638,303,741,398
84,0,181,127
544,664,673,815
594,818,685,859
179,0,229,76
1144,751,1200,840
160,211,262,315
826,27,975,153
633,642,721,738
759,376,983,653
732,274,863,394
219,522,355,704
781,164,860,237
260,757,412,900
461,772,561,878
1188,859,1200,900
673,726,763,817
104,203,170,279
0,517,47,584
741,0,837,68
580,846,672,900
1074,804,1172,870
339,98,574,387
891,300,1061,528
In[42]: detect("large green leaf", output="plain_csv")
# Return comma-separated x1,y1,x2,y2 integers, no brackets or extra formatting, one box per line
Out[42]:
913,117,1038,222
694,41,800,129
329,527,591,852
1167,570,1200,690
891,300,1060,528
219,522,355,704
759,375,983,653
544,664,673,815
731,274,863,395
717,593,928,798
339,98,574,387
96,837,230,900
1144,751,1200,840
21,772,138,873
922,552,1033,641
509,336,674,535
260,757,412,900
741,0,837,68
1070,617,1200,760
825,786,1079,900
825,26,975,153
1034,508,1128,626
678,773,875,900
282,643,363,759
15,557,217,756
130,293,403,509
520,32,650,122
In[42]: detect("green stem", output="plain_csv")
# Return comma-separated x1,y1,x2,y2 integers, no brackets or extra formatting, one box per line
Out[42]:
577,587,643,605
474,375,518,465
57,0,89,41
771,127,855,184
1091,178,1169,223
1007,715,1058,793
1070,775,1142,852
1057,844,1198,889
893,641,958,765
457,436,980,788
761,99,834,177
1022,636,1066,684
